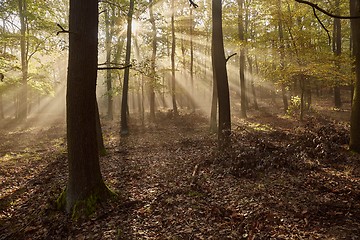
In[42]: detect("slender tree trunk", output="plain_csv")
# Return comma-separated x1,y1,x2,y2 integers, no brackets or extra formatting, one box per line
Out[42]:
18,0,28,121
171,0,178,115
333,0,342,108
212,0,231,148
248,56,258,110
120,0,134,135
350,0,360,152
65,0,109,213
278,0,288,113
238,0,247,118
210,64,217,133
105,9,113,120
190,7,194,90
149,0,156,121
95,100,106,156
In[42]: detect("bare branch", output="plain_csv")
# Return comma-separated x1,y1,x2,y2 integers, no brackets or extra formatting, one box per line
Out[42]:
97,65,132,70
295,0,360,19
189,0,198,8
226,53,237,63
56,24,73,35
312,7,331,45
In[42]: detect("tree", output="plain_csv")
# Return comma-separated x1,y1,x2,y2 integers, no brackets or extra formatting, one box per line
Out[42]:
237,0,247,118
212,0,231,148
120,0,134,135
63,0,110,213
350,0,360,152
149,0,156,121
171,0,178,115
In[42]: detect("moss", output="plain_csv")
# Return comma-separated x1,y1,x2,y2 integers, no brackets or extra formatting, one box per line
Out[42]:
56,189,67,210
71,194,99,220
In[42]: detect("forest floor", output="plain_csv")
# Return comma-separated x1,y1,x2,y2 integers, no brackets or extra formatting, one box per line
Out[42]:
1,99,360,239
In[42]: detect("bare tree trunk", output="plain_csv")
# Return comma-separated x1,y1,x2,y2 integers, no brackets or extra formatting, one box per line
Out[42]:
65,0,110,213
238,0,247,118
212,0,231,148
333,0,342,108
171,0,178,115
350,0,360,152
18,0,28,121
120,0,134,135
105,8,113,120
149,0,156,121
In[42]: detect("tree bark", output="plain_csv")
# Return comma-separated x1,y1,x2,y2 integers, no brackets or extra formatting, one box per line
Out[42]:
334,0,342,108
65,0,109,213
212,0,231,148
120,0,134,135
149,0,156,121
18,0,28,121
171,0,178,115
105,8,113,120
237,0,247,118
350,0,360,152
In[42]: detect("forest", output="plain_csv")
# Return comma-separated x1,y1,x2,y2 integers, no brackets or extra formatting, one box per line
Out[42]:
1,0,360,239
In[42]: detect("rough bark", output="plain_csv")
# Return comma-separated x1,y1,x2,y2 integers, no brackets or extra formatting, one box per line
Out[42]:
65,0,109,213
212,0,231,148
350,0,360,152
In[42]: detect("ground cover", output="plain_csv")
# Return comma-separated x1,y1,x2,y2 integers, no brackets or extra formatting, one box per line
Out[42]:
0,106,360,239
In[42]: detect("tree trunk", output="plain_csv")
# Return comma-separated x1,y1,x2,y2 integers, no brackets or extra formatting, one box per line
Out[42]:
18,0,28,121
278,0,288,113
95,100,106,156
105,9,113,120
350,0,360,152
334,0,342,108
238,0,247,118
210,64,217,133
65,0,109,213
171,0,178,115
120,0,134,135
212,0,231,148
149,0,156,121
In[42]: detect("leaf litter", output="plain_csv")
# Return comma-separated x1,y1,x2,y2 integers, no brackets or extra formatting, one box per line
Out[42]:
0,110,360,239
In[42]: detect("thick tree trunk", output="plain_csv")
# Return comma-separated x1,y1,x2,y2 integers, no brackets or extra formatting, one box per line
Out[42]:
350,0,360,152
212,0,231,148
120,0,134,135
65,0,109,213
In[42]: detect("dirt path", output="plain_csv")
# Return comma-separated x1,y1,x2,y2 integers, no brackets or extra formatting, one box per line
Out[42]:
1,112,360,239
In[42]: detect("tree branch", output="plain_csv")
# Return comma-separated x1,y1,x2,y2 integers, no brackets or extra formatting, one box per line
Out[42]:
97,65,132,70
56,24,73,35
226,53,237,63
189,0,198,8
295,0,360,19
312,7,331,45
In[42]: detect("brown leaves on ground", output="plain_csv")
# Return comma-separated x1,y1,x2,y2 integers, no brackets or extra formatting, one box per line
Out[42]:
1,110,360,239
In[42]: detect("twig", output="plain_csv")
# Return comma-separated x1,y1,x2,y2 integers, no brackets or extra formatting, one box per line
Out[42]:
294,0,360,19
312,7,331,45
56,24,72,35
189,0,198,8
226,53,237,63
